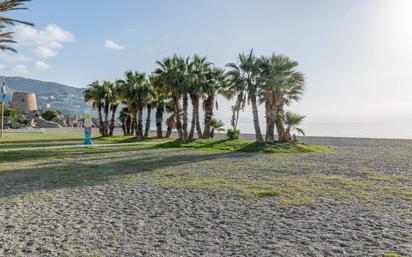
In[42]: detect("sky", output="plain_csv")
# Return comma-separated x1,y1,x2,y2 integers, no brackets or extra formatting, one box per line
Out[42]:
1,0,412,125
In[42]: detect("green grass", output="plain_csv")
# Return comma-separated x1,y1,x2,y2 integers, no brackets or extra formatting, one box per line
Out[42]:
156,139,329,153
399,210,412,215
0,192,57,206
0,132,169,149
1,133,327,154
356,167,400,181
383,253,406,257
400,191,412,201
1,132,411,207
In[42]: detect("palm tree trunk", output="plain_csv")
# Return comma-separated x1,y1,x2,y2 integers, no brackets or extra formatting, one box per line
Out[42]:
233,92,243,130
189,94,201,139
137,105,144,139
202,95,214,139
265,99,275,143
98,103,104,136
250,93,264,142
155,103,164,138
173,94,183,141
132,110,138,138
194,96,202,138
126,115,132,135
126,115,131,135
165,114,175,138
182,93,188,141
144,104,152,138
109,104,118,136
189,117,195,139
121,119,127,135
189,94,196,140
211,128,215,138
275,118,286,141
103,101,110,137
275,106,287,141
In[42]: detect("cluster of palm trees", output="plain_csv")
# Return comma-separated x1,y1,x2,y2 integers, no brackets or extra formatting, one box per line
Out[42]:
83,50,306,143
227,50,305,142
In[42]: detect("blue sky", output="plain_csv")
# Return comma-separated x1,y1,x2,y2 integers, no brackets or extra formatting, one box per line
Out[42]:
2,0,412,123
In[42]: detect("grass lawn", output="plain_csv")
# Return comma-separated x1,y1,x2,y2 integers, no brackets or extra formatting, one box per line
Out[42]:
0,133,151,149
0,132,329,154
0,133,410,209
155,138,329,153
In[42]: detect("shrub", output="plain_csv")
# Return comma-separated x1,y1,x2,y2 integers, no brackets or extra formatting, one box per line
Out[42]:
41,109,60,121
4,107,18,122
226,128,240,140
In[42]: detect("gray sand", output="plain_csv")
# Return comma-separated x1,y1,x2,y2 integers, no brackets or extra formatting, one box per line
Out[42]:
0,136,411,256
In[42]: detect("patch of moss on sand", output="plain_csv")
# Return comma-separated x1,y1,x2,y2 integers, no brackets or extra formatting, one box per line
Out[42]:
0,192,57,206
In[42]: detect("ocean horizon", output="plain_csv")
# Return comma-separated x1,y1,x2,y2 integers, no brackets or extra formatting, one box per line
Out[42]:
234,121,412,140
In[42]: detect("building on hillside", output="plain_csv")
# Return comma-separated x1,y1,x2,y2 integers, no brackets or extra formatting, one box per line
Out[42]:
10,92,38,113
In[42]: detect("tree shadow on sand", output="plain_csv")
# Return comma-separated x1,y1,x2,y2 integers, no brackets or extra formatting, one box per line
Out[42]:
0,147,251,199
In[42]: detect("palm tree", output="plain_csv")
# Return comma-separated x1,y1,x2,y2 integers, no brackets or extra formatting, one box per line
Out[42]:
175,56,191,140
188,55,210,139
151,74,171,138
278,73,305,141
101,81,114,136
119,107,131,136
258,54,305,142
0,0,33,52
155,56,186,141
284,111,305,141
210,118,225,138
143,75,155,138
108,81,121,136
117,71,147,139
226,67,247,132
164,100,178,138
226,50,264,142
202,66,228,139
83,81,104,136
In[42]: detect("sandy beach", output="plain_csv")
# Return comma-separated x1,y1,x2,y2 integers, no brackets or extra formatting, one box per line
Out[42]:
0,135,411,256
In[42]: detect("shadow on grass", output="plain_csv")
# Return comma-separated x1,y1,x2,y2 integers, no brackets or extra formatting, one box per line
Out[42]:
0,146,154,163
0,138,83,144
0,136,137,148
0,147,249,199
155,139,323,153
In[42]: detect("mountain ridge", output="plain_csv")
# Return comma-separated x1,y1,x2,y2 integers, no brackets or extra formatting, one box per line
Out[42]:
3,76,91,117
4,76,84,97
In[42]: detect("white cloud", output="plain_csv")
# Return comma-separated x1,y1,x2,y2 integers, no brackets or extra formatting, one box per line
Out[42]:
15,24,75,58
104,40,125,50
34,61,50,70
34,46,58,58
0,64,5,70
0,52,31,64
13,64,28,74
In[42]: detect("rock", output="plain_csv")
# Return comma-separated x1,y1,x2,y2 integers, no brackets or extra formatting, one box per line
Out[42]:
34,117,62,128
51,117,67,127
10,122,26,129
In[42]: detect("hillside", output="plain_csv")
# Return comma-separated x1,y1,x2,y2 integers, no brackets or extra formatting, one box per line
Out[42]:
4,76,84,97
4,76,92,117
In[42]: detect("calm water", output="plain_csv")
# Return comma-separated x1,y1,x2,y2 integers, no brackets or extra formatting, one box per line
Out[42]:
235,121,412,140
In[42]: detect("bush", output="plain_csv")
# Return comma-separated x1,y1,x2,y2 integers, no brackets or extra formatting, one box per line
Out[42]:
4,107,18,122
226,128,240,140
41,109,60,121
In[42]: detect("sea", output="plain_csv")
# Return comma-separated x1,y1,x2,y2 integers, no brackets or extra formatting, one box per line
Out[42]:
235,121,412,140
